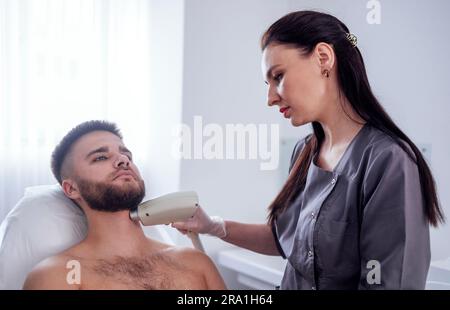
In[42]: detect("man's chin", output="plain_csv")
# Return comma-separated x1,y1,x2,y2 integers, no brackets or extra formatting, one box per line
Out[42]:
77,178,145,213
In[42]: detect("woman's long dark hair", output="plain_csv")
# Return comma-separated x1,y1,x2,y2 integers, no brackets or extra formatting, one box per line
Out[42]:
264,11,444,227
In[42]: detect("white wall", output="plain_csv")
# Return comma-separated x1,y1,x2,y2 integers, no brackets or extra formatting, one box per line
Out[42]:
180,0,299,255
134,0,185,242
180,0,450,267
142,0,185,197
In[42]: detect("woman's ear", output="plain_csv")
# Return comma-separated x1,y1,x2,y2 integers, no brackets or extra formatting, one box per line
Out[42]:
61,179,80,200
314,42,335,73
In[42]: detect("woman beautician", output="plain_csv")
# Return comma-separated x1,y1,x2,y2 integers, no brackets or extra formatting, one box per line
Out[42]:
173,11,445,289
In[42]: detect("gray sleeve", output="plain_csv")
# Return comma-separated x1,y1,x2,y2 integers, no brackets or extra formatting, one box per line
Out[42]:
358,143,430,289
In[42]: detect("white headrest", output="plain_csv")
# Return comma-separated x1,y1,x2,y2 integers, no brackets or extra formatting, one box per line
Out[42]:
0,184,178,290
0,184,88,290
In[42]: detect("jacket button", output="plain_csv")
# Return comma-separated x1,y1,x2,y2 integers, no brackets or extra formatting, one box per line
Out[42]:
308,250,313,257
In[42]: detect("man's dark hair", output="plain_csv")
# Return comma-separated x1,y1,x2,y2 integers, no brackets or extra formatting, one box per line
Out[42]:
51,120,122,184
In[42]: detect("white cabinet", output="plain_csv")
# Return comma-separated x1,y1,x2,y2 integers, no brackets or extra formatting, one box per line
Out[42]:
426,258,450,290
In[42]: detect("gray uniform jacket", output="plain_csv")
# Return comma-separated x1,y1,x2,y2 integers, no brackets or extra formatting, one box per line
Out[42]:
273,124,430,290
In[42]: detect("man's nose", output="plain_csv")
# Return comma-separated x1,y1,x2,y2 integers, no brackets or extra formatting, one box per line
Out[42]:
267,84,281,107
114,154,130,169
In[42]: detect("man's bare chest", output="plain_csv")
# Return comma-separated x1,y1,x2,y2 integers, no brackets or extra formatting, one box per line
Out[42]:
72,254,205,290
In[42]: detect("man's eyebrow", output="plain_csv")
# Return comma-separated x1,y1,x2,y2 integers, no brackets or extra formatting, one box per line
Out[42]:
119,146,132,156
265,64,281,82
85,145,133,160
85,146,109,159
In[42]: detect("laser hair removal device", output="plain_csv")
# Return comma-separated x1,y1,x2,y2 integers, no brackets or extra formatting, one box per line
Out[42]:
129,191,204,252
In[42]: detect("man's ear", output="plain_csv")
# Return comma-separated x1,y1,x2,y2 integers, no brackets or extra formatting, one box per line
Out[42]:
314,42,335,73
61,179,81,200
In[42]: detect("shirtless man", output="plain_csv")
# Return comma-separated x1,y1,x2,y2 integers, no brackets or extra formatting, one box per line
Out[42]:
23,120,226,290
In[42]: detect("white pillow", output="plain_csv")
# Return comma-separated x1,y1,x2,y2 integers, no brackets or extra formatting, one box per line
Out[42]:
0,184,177,290
0,184,88,290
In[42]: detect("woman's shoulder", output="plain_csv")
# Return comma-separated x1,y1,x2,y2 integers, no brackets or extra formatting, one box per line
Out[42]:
289,133,313,170
361,124,417,168
292,133,313,155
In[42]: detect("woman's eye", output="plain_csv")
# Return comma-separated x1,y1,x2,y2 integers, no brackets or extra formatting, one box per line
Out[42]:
274,73,283,83
94,155,108,162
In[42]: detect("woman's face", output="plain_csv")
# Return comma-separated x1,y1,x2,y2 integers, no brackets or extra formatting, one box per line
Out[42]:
262,43,329,127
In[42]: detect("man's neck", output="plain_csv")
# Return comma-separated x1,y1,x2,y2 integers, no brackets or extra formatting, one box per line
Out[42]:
83,210,151,258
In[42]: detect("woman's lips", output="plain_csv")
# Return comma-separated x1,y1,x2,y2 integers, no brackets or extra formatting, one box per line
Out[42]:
279,107,291,118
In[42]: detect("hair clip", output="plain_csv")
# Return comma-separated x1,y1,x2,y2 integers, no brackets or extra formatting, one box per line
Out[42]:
346,33,357,48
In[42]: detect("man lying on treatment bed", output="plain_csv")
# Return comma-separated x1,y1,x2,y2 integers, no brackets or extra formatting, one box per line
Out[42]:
23,120,226,290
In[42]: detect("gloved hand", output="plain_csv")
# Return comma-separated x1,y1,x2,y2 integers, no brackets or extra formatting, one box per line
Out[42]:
171,206,227,238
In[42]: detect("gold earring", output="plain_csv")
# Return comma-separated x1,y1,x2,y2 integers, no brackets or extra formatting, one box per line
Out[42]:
323,69,330,78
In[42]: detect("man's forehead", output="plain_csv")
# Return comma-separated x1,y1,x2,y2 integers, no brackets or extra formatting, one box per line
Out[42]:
72,131,124,156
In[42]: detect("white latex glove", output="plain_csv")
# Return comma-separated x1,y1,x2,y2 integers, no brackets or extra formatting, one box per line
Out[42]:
171,206,227,238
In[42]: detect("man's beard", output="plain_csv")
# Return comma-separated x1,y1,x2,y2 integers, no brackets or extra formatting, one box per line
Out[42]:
76,176,145,212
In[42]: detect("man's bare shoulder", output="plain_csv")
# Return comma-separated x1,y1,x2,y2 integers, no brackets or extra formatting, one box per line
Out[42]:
164,246,208,263
163,246,227,289
23,253,80,290
143,240,205,268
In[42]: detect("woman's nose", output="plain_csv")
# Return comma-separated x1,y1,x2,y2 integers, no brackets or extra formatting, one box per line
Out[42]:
267,85,281,107
114,154,130,168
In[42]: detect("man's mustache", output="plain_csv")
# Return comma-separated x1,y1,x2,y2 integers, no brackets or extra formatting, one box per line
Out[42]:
111,168,138,181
